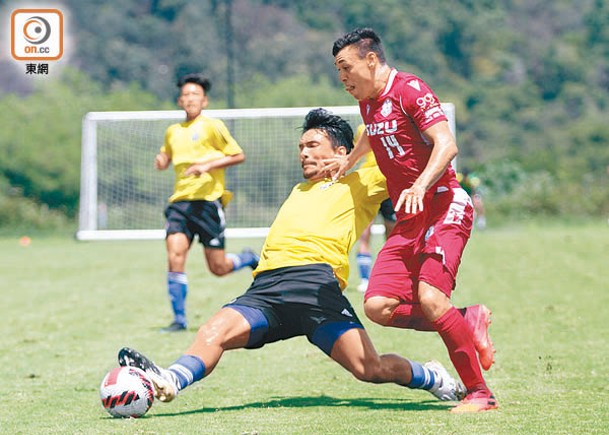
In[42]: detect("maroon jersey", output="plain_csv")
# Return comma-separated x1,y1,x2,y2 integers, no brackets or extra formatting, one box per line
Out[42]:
358,69,459,220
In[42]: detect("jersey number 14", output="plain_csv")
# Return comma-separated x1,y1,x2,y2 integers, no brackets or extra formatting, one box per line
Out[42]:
380,135,405,159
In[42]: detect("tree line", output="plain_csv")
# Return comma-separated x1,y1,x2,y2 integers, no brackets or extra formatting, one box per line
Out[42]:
1,0,608,232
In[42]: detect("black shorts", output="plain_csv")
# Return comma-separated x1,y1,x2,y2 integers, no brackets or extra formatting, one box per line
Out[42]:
224,264,364,355
164,200,226,249
379,198,397,222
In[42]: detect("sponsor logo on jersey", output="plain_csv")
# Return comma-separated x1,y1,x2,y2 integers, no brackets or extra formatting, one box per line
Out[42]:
381,99,392,117
424,106,444,122
416,92,437,110
365,120,398,136
415,92,445,122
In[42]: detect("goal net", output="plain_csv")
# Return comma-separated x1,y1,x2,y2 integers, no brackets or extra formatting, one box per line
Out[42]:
77,104,455,241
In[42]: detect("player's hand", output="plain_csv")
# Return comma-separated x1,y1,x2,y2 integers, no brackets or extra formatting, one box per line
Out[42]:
154,153,170,170
395,185,425,215
322,155,350,181
184,162,209,176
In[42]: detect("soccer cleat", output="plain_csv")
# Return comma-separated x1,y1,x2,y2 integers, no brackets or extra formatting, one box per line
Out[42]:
161,321,187,333
450,390,499,413
357,279,369,293
465,304,496,370
240,248,260,270
118,347,179,402
424,360,466,401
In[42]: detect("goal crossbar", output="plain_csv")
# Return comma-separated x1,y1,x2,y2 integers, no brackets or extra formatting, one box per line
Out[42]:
77,104,455,241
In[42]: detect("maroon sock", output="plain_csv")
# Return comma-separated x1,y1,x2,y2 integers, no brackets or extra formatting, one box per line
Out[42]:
433,307,487,392
388,304,435,331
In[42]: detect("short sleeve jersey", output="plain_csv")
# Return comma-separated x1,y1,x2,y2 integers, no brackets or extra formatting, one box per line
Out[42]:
358,69,459,219
254,167,388,289
162,114,243,203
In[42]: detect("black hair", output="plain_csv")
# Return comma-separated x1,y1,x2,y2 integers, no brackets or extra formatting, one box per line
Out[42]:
332,27,386,63
177,73,211,93
302,108,354,153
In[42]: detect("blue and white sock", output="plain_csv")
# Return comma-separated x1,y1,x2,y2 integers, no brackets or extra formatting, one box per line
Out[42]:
227,249,258,271
168,272,188,326
356,252,372,281
407,360,436,390
226,253,243,270
168,354,207,391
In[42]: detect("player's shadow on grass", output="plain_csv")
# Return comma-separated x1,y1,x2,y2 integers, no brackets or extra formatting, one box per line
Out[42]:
153,394,452,417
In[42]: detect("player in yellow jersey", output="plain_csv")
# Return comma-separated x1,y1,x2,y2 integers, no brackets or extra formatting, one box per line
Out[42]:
119,108,464,406
156,73,259,332
353,125,397,292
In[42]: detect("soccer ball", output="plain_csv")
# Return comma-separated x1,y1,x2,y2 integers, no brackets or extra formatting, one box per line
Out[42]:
100,366,154,418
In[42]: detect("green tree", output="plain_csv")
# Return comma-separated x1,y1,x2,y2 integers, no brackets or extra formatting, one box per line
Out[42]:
0,68,166,220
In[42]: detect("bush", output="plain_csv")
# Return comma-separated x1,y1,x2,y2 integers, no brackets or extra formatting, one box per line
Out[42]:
478,159,609,223
0,187,70,233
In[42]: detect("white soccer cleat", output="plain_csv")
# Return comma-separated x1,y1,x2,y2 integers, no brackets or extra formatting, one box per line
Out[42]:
118,347,179,402
424,360,466,401
357,279,369,293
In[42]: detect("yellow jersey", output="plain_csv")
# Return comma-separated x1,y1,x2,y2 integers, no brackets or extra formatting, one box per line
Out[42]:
254,166,388,289
162,114,243,203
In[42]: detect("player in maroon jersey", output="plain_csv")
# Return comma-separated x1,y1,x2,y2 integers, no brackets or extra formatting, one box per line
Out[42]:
329,28,497,413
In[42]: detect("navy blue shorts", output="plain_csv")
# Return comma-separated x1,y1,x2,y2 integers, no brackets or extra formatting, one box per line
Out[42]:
224,264,364,356
164,200,226,249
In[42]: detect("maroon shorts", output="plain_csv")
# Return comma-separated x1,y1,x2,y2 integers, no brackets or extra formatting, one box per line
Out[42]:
365,188,473,303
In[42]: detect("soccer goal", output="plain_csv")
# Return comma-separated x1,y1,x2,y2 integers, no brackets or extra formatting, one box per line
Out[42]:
77,104,455,241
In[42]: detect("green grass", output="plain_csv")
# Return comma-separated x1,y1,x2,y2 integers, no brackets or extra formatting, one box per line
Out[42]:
2,222,609,434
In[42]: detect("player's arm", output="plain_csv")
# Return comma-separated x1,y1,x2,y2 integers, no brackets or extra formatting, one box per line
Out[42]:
155,151,171,170
394,120,457,214
325,130,372,180
348,130,373,169
157,129,173,170
184,152,245,176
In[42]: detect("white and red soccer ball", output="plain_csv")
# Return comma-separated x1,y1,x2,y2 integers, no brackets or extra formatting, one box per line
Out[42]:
100,366,154,418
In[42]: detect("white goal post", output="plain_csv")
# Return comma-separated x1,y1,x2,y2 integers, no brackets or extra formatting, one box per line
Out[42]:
77,104,455,241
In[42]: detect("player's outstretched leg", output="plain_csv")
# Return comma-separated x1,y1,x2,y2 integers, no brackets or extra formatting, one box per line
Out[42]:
464,304,496,371
424,360,466,401
118,347,179,402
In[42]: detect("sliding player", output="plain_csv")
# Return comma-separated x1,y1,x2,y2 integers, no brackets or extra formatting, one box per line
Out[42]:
119,108,465,406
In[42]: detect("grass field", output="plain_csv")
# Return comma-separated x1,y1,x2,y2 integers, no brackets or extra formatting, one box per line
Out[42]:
2,222,608,434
